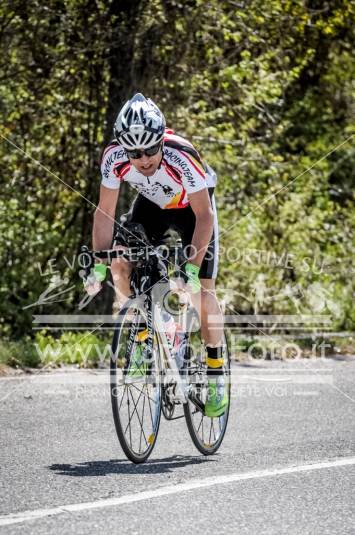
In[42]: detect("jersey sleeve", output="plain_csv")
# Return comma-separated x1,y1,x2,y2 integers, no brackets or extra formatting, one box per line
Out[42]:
175,149,207,194
100,144,128,190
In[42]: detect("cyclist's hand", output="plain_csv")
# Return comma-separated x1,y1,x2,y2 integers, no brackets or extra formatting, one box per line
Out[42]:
84,277,101,296
185,262,201,294
84,263,107,295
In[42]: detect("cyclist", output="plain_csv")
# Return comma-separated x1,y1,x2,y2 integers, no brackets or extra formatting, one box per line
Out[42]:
87,93,227,417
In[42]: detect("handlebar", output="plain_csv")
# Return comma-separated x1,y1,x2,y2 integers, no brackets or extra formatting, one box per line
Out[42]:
79,244,186,280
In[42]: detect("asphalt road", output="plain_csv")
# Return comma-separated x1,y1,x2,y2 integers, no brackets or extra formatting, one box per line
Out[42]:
0,357,354,534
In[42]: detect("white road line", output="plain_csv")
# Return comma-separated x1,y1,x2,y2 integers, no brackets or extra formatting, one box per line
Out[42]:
1,457,354,527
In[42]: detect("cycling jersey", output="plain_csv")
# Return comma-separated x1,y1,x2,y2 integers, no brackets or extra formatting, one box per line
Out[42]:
100,129,217,209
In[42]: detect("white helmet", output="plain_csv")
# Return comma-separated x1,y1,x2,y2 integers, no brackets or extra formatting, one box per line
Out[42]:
114,93,166,149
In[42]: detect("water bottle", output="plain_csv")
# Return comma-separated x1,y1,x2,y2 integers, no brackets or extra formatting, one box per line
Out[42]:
161,310,176,347
174,325,187,370
161,311,186,369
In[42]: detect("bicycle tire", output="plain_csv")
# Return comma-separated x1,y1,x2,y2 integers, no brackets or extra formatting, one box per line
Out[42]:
110,301,162,463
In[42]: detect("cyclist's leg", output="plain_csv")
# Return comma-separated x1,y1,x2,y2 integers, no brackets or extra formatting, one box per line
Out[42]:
199,278,223,348
175,189,222,345
110,197,142,310
110,238,133,313
176,193,227,415
159,192,227,416
199,201,228,416
178,193,223,364
198,192,222,346
111,253,133,313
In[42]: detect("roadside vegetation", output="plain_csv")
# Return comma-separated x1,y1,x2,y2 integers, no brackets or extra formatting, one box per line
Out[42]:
0,1,353,360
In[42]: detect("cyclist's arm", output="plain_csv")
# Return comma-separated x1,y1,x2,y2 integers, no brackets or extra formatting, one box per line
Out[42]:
187,188,214,268
93,185,120,250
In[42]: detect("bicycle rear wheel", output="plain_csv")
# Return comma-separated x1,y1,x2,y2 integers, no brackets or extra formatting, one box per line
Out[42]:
110,302,162,463
183,322,231,455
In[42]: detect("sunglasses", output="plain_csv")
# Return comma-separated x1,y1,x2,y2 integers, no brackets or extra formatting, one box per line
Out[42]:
125,142,162,160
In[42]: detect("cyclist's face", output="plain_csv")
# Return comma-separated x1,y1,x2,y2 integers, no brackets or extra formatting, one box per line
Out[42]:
129,149,162,177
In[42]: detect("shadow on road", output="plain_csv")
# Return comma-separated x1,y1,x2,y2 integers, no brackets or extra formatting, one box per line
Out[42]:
48,454,215,476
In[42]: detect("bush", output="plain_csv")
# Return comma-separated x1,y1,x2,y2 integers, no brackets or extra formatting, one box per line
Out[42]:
33,330,112,367
0,331,112,369
0,338,41,368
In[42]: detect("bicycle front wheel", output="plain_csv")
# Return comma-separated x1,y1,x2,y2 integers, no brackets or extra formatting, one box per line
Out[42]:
110,302,162,463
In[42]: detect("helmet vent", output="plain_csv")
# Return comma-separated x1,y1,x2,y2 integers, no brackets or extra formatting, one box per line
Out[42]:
125,133,135,146
126,108,133,126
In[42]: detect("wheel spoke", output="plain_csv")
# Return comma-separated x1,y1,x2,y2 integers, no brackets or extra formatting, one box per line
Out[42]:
127,389,132,448
131,382,156,403
124,386,141,435
127,387,149,448
118,384,127,411
208,419,213,444
219,414,224,431
196,412,204,433
124,385,144,434
211,419,217,441
139,385,146,453
146,384,156,429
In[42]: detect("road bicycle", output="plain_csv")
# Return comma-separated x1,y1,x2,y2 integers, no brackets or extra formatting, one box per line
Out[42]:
81,222,230,463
